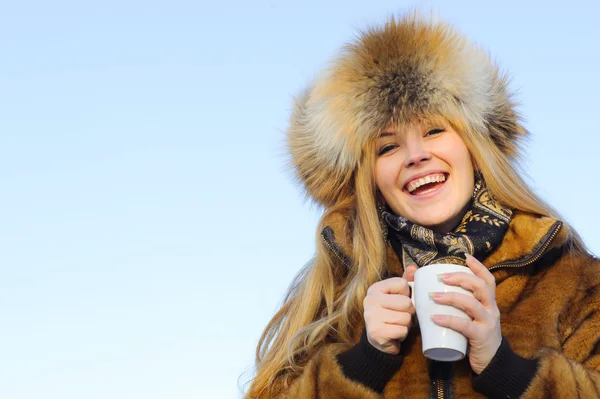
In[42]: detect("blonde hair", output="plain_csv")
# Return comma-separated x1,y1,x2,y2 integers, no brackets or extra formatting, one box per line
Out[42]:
245,117,585,398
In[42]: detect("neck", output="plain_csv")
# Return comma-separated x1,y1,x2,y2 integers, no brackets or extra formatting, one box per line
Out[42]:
427,203,470,234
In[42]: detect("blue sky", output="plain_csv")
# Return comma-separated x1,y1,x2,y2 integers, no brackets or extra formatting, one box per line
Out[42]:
1,1,599,398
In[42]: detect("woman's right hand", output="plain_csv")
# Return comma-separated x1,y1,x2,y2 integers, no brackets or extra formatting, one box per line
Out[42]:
363,265,418,355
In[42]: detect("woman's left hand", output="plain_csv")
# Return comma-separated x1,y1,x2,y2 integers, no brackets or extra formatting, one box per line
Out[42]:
431,253,502,374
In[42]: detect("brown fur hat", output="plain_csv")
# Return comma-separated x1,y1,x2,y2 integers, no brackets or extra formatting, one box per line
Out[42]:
287,13,527,208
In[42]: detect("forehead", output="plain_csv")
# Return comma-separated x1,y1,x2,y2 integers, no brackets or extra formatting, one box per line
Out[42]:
379,115,450,138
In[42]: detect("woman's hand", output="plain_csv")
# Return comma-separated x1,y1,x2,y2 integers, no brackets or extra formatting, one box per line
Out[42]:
430,254,502,374
363,265,417,355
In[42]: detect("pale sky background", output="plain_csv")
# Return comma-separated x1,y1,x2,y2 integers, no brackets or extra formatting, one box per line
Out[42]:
1,1,599,398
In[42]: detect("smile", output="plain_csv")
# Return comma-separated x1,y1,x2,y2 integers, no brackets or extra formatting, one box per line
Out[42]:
405,173,447,195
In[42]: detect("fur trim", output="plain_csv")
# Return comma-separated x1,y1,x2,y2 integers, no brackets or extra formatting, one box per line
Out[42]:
288,13,527,207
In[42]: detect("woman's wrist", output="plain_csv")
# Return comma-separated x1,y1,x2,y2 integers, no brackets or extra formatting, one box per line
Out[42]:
336,330,404,393
472,337,539,398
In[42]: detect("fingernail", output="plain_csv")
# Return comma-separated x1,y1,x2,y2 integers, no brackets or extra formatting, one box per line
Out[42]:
438,273,452,281
465,253,474,260
431,315,444,323
429,292,443,300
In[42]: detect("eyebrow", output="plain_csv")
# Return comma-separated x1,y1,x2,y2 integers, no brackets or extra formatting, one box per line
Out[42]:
378,132,396,139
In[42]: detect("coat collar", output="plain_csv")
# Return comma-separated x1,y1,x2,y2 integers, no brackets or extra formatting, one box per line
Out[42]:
321,210,566,277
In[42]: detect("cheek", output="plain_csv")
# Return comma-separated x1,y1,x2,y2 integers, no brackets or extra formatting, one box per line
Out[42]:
455,151,475,196
375,159,400,192
446,137,474,176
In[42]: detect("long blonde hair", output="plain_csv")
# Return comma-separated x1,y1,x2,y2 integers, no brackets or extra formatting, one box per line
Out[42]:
245,117,585,398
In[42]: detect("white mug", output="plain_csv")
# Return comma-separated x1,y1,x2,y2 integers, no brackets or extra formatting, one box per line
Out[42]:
408,263,475,362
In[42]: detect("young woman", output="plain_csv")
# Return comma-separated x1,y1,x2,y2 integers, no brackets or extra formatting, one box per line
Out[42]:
246,14,600,398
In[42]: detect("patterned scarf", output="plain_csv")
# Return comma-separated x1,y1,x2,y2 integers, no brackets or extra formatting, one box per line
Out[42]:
381,179,513,267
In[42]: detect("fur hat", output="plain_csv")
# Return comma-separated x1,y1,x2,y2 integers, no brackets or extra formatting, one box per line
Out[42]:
287,13,527,208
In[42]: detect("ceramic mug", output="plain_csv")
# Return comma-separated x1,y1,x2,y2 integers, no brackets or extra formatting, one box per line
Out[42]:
408,264,475,362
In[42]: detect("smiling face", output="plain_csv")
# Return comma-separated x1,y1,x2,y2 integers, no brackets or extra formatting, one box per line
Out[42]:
374,119,475,233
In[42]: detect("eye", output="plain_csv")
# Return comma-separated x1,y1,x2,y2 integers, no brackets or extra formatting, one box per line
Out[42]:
378,143,397,156
427,128,445,136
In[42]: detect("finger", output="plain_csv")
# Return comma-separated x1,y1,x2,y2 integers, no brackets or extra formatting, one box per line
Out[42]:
465,254,495,291
368,277,410,296
440,272,495,307
364,292,414,312
371,324,410,341
378,294,414,313
431,314,476,338
402,264,418,282
376,308,413,326
431,291,488,321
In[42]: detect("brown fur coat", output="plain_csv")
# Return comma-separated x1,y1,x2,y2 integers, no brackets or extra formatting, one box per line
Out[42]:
274,211,600,398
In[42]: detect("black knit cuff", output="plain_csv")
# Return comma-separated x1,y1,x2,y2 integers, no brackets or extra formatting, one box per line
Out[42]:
335,330,404,394
472,337,539,398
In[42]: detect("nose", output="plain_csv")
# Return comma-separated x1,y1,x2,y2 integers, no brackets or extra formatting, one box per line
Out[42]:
403,138,432,168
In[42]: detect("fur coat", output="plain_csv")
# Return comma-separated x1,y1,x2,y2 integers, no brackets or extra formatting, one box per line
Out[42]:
275,210,600,398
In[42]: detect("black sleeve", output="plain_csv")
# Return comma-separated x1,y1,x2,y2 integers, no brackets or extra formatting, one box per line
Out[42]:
335,330,404,394
472,337,539,398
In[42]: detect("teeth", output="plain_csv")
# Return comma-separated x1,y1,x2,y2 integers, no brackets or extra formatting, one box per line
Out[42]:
407,173,446,193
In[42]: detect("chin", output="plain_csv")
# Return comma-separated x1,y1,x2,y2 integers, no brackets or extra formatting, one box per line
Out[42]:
414,210,464,232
